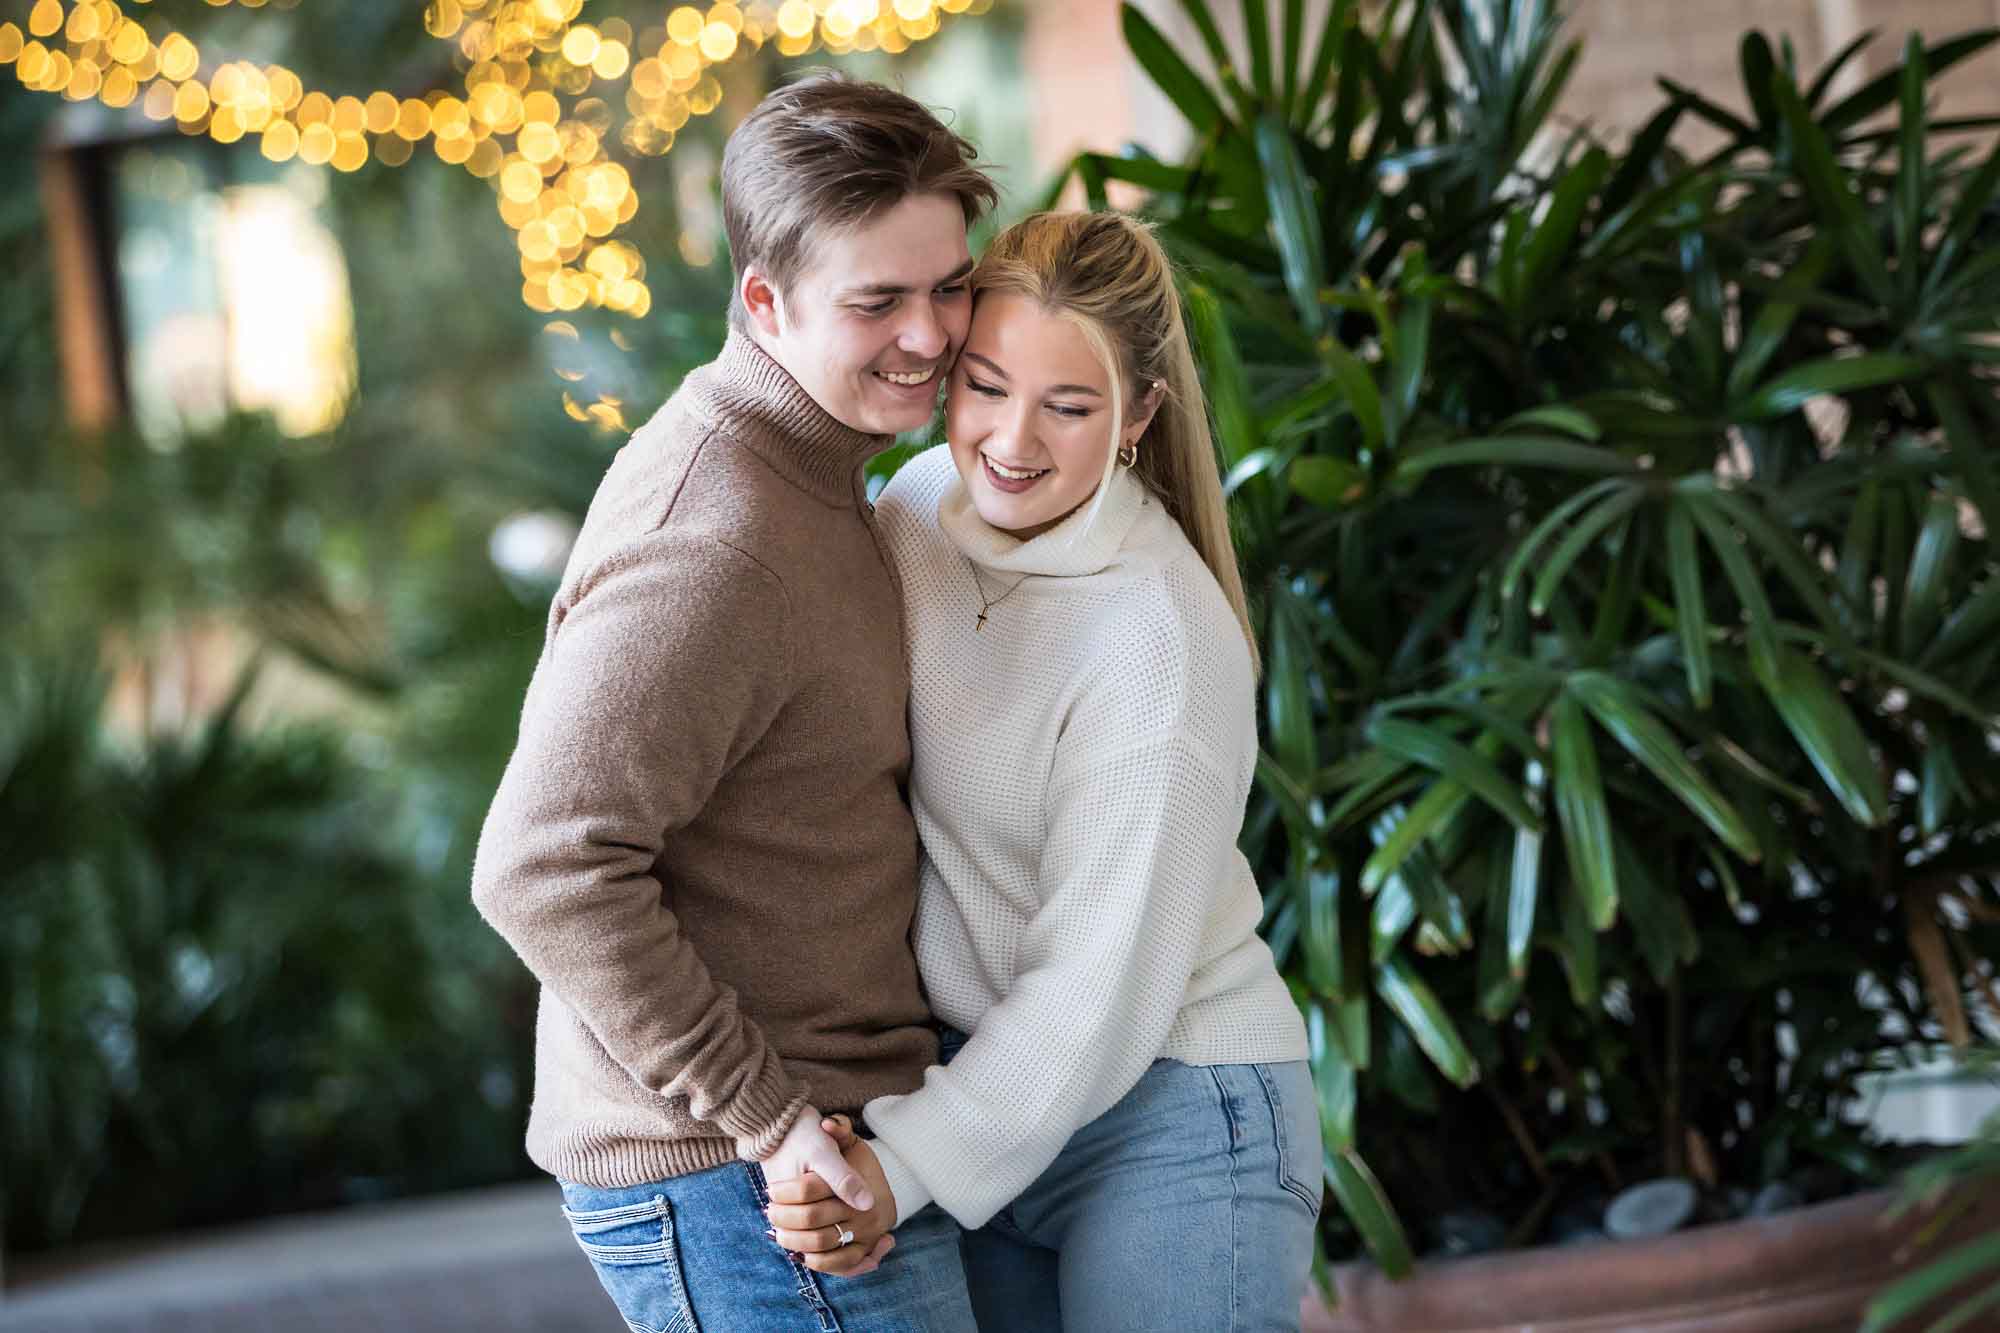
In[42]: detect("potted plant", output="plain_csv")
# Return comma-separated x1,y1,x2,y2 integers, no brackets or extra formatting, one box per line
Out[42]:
1062,0,2000,1325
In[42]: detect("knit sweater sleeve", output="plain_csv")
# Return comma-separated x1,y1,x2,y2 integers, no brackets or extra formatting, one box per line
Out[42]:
865,623,1252,1228
471,527,807,1160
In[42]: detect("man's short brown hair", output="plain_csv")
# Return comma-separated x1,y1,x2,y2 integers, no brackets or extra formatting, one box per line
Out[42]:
720,71,999,328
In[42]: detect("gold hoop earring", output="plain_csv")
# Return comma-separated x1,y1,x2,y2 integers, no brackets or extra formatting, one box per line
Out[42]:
1117,442,1139,468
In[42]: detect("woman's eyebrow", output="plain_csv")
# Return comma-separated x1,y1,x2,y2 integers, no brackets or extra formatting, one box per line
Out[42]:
963,352,1102,398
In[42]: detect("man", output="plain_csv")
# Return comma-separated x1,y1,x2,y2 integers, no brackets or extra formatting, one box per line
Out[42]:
471,71,996,1331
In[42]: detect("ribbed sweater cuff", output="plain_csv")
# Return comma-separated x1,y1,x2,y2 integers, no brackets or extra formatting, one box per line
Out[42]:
866,1137,934,1230
723,1068,811,1162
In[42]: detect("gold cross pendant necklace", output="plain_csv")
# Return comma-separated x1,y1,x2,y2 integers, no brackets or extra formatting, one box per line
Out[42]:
969,561,1031,632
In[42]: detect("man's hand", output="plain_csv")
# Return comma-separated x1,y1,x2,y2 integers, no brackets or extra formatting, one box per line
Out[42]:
761,1104,876,1213
766,1115,899,1277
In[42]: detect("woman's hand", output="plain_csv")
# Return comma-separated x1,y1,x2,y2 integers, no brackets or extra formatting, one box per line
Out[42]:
766,1114,900,1277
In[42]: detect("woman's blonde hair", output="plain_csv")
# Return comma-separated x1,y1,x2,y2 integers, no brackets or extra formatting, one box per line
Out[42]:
970,210,1259,673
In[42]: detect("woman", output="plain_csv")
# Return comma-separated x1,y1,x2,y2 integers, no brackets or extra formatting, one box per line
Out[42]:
771,211,1320,1331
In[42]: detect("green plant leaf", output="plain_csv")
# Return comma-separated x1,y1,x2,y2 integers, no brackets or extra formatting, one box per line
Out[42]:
1666,502,1714,708
1772,69,1896,306
1394,436,1639,483
1359,781,1466,897
1297,0,1348,123
1920,741,1961,839
1900,491,1961,655
1923,572,2000,669
1896,34,1927,303
1860,1232,2000,1333
1377,956,1479,1087
1569,672,1761,861
1682,491,1783,677
1300,865,1342,996
1266,580,1320,778
1170,0,1233,75
1929,134,2000,296
1371,874,1416,962
1558,870,1602,1006
1183,282,1259,465
1367,717,1541,835
1520,146,1611,299
1498,404,1601,440
1600,97,1689,218
1508,762,1547,979
1613,834,1699,983
1726,235,1834,401
1805,29,1877,109
1289,455,1369,508
1256,113,1326,333
1821,29,2000,135
1321,337,1385,456
1242,0,1274,101
1307,1003,1358,1151
1124,4,1230,138
1325,1148,1414,1277
1503,476,1629,598
1751,646,1890,827
1551,692,1618,929
1733,355,1931,421
1739,32,1779,136
1531,486,1646,617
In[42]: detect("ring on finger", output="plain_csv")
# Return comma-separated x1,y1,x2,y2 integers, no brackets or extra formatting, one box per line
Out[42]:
836,1225,855,1247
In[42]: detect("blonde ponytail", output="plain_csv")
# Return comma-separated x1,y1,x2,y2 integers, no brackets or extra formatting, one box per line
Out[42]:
970,212,1261,675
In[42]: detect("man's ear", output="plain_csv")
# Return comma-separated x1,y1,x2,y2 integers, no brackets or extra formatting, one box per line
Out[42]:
741,268,784,339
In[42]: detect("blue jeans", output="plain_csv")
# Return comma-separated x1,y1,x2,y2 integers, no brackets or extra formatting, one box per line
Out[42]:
559,1159,976,1333
941,1028,1321,1332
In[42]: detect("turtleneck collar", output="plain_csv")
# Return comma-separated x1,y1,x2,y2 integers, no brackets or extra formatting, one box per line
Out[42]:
938,457,1153,579
682,330,892,506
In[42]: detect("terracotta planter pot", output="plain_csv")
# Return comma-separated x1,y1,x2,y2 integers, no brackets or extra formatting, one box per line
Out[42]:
1304,1185,2000,1333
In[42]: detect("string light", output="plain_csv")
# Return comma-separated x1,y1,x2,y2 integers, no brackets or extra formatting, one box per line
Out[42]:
5,0,986,348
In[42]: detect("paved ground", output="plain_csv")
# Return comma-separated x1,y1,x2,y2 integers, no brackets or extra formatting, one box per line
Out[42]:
0,1183,618,1332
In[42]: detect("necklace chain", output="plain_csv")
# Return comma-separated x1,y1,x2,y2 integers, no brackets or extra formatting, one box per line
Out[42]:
968,562,1030,632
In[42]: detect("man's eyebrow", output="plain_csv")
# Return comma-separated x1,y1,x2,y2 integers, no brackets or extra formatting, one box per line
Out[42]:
836,258,975,300
964,352,1102,398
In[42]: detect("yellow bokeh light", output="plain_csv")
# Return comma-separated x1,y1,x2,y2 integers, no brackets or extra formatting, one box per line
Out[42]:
331,132,370,172
431,95,471,137
174,80,211,123
267,66,302,110
776,1,815,39
689,74,722,115
629,57,668,98
109,19,148,64
28,0,61,41
501,159,544,202
100,64,137,106
65,3,101,45
365,90,399,134
698,23,737,62
592,39,629,80
377,133,414,167
0,24,22,64
209,105,246,141
261,119,300,161
158,37,199,84
776,30,813,57
65,59,101,101
466,138,504,177
563,123,600,165
560,24,601,67
435,132,475,165
893,0,932,17
391,97,431,140
141,77,175,120
518,120,560,162
298,121,336,165
296,90,332,125
663,45,701,81
667,6,705,45
423,0,464,39
332,95,366,134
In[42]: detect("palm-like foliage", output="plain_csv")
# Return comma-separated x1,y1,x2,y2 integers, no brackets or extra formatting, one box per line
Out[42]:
1068,0,2000,1284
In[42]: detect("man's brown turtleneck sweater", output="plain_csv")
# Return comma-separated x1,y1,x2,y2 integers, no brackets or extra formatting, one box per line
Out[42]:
472,332,934,1188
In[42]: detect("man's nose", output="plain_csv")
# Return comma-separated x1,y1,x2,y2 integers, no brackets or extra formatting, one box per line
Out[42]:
897,299,947,360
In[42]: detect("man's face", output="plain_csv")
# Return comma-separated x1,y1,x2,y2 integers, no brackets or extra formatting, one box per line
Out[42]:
749,192,974,437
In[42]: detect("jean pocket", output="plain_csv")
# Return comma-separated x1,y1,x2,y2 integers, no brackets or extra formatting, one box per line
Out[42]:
1254,1062,1325,1218
560,1193,700,1333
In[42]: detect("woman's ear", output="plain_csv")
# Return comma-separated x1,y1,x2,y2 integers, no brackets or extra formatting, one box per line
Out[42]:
1124,379,1166,446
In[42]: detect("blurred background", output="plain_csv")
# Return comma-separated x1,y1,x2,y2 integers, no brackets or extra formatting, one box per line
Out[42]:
4,1,1999,1330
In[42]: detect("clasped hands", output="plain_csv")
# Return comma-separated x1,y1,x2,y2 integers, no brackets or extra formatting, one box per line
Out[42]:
761,1107,898,1277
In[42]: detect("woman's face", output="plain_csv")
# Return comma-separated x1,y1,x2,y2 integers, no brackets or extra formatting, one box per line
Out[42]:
945,291,1151,541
